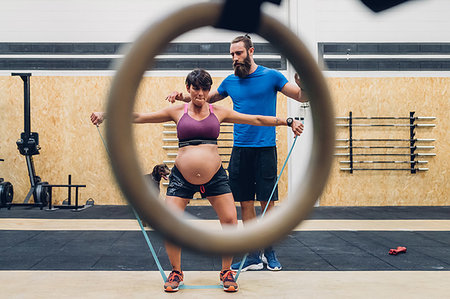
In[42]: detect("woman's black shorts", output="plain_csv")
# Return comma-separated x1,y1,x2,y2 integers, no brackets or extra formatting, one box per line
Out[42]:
166,165,232,199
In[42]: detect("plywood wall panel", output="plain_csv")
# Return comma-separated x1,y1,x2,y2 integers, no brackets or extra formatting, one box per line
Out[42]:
2,76,447,206
0,76,288,206
321,77,449,206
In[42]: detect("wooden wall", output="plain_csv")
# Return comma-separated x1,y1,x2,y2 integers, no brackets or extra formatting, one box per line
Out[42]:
0,76,288,206
1,76,448,206
321,77,449,206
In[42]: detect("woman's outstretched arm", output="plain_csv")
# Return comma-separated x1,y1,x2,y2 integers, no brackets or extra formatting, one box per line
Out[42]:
90,105,183,126
214,105,304,136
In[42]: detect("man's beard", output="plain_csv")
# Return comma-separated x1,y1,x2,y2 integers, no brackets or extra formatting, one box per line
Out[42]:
233,54,252,78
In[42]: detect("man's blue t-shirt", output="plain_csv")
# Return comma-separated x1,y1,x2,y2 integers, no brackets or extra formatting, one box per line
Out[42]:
217,65,288,147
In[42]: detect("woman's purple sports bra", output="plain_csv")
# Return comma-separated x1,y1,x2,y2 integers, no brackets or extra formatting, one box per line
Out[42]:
177,103,220,147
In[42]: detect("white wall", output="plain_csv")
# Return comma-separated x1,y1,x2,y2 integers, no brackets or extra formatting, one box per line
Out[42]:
0,0,287,43
287,0,450,204
1,0,448,205
293,0,450,60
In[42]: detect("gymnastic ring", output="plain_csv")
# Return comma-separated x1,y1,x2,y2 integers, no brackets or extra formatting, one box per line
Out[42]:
106,2,334,255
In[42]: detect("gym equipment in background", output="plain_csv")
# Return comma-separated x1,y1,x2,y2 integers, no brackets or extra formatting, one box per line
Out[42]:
9,73,91,211
0,159,14,208
10,73,49,209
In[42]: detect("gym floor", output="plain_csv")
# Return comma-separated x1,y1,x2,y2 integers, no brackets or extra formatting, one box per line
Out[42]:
1,205,449,298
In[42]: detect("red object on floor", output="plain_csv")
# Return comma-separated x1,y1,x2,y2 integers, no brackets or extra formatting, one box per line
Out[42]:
389,246,407,255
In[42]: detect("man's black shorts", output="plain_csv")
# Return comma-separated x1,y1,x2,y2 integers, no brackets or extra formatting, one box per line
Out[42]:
166,165,232,199
227,146,278,202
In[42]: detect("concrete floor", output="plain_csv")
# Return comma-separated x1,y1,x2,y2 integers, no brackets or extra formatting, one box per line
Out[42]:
1,206,449,298
1,270,449,298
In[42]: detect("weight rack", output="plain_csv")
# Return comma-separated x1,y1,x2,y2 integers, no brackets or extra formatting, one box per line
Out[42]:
335,111,436,173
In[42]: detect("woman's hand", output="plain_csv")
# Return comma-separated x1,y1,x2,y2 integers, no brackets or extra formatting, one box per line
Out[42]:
90,112,105,126
291,119,304,136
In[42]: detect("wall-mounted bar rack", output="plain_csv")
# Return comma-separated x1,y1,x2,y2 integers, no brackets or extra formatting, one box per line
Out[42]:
335,153,436,156
163,138,234,142
339,160,428,164
336,124,435,127
336,138,435,142
340,168,429,171
163,123,233,127
335,111,436,173
336,116,436,120
163,145,233,149
336,145,434,149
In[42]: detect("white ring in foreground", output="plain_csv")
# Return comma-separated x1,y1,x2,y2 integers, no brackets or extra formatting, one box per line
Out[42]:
106,2,335,255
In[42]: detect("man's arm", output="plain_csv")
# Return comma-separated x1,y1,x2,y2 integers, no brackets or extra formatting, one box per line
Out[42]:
165,91,190,103
165,89,226,104
206,89,226,103
280,73,308,103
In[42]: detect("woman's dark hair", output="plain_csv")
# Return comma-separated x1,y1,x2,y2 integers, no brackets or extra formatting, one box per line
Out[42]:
185,68,213,90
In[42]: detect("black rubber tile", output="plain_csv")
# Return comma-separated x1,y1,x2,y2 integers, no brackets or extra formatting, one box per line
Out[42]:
276,233,305,247
310,245,369,256
275,248,336,271
280,256,336,271
371,231,446,247
292,231,352,248
0,205,134,219
21,231,80,247
117,231,165,246
62,231,124,247
31,255,101,270
0,255,45,270
309,206,450,220
379,250,449,270
412,246,450,266
180,252,218,271
8,241,67,254
329,231,399,261
92,255,158,271
58,244,115,257
113,231,167,258
0,230,38,247
319,252,395,271
2,245,61,258
108,242,164,258
1,211,450,272
415,231,450,245
2,205,450,220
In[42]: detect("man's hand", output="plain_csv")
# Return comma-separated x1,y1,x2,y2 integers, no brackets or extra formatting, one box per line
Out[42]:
291,119,304,136
90,112,105,126
294,73,302,88
295,73,309,102
165,91,184,103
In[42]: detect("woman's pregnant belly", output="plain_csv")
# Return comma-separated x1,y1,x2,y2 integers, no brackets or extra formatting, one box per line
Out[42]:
175,144,222,185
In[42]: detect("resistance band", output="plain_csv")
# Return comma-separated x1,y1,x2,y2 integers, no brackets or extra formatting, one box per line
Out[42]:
96,126,221,288
96,126,167,281
234,134,298,281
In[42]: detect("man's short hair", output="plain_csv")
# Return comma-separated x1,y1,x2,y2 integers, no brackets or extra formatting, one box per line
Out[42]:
231,34,254,50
